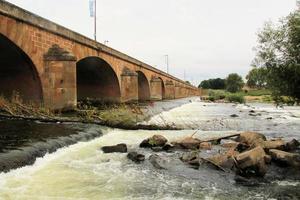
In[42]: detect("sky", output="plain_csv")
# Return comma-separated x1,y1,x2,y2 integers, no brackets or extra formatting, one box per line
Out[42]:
6,0,296,86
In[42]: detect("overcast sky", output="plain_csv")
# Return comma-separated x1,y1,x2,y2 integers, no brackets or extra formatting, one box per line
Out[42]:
6,0,296,85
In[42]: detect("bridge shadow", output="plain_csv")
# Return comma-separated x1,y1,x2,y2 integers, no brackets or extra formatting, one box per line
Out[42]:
76,57,121,103
0,34,43,104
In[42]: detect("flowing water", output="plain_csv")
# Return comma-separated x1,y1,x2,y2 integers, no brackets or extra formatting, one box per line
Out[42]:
0,99,300,200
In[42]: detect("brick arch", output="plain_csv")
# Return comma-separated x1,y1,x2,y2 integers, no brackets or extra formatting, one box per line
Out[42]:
0,33,43,103
76,56,121,103
136,71,150,102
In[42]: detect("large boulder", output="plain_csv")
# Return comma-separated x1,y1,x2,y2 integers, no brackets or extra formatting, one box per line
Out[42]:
171,137,201,150
101,144,127,153
140,135,168,148
263,139,286,150
236,132,266,148
269,149,300,168
127,152,145,163
235,146,268,177
207,154,235,170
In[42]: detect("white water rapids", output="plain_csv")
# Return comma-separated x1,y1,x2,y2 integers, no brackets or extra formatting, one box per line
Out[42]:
0,100,299,200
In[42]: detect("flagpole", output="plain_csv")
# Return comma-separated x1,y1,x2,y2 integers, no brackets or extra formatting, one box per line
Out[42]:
94,0,97,41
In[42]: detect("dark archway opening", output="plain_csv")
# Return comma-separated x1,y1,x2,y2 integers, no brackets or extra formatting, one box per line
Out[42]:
0,34,43,104
137,71,150,102
76,57,121,103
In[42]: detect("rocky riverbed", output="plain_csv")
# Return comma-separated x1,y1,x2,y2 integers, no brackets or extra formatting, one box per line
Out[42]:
0,99,299,199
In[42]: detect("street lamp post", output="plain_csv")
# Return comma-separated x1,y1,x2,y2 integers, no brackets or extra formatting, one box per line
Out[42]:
164,55,169,74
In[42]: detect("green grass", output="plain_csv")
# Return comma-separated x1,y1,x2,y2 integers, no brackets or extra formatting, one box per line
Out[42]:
206,89,272,104
226,93,245,103
238,89,272,96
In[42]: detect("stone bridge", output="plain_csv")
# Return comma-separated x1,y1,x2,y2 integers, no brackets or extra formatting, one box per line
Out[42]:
0,1,199,110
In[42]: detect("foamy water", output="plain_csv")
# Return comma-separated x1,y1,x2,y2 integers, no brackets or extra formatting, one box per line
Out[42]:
0,101,300,200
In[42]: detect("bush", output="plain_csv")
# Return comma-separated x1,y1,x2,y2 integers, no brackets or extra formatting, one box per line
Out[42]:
208,90,227,101
226,94,245,104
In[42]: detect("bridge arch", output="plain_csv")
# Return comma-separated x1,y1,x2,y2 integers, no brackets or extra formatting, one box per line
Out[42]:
0,33,43,103
136,71,150,102
76,56,121,103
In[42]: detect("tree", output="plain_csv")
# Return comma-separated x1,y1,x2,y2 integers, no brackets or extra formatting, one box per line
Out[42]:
225,73,244,93
198,80,210,89
198,78,226,89
246,67,267,88
253,12,300,103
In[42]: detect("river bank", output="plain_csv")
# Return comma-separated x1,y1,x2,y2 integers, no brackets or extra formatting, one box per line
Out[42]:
0,95,197,130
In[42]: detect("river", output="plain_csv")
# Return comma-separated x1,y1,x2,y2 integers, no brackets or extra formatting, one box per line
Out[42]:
0,99,300,199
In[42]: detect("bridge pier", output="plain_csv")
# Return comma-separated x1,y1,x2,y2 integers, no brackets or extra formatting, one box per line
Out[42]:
43,45,77,110
121,68,138,102
164,81,175,100
150,77,163,101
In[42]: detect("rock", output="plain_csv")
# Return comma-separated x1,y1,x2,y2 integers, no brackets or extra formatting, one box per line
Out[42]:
207,154,235,170
127,152,145,163
235,143,250,153
180,151,200,163
211,139,222,145
234,175,260,187
199,142,212,150
249,110,255,113
263,139,286,150
285,139,300,151
140,135,168,148
235,146,268,177
236,132,266,148
149,154,168,169
101,143,127,153
225,148,239,157
269,149,300,168
162,144,175,152
221,142,239,149
230,114,239,118
172,137,201,150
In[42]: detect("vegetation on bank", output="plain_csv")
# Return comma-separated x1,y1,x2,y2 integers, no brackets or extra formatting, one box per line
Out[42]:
248,11,300,105
0,94,178,130
205,89,273,104
199,12,300,106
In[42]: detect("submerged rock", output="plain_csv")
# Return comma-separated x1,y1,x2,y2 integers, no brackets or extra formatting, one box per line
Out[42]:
180,151,200,163
230,114,239,118
149,154,168,169
235,146,268,177
269,149,300,168
127,152,145,163
285,139,300,151
140,135,168,148
234,175,260,187
101,144,127,153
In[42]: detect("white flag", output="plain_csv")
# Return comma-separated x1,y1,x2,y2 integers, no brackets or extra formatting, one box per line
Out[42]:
89,0,95,17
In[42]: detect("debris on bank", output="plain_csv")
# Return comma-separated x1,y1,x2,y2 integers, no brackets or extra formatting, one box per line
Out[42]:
0,96,180,130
